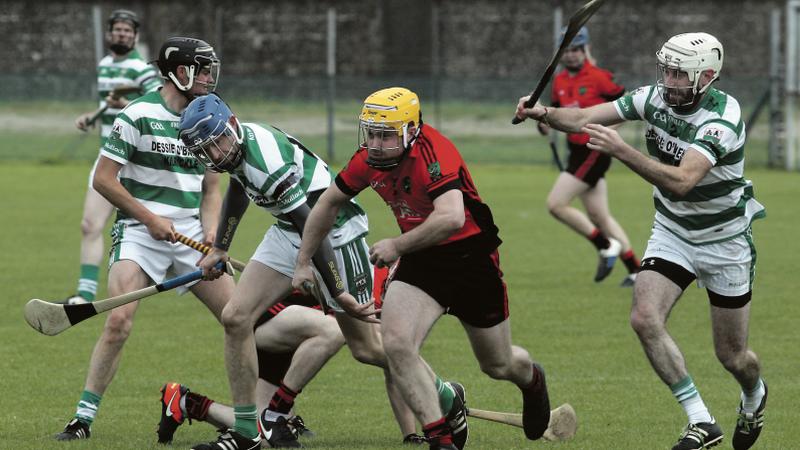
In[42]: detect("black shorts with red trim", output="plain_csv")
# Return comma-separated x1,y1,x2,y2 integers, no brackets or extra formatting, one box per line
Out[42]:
390,234,508,328
254,292,321,385
566,142,611,187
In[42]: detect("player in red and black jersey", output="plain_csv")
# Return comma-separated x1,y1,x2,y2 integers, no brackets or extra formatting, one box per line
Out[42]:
539,27,640,286
156,290,343,445
293,87,553,448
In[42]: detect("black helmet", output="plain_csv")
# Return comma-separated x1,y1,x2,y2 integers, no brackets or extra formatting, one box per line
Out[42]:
155,37,220,93
108,9,139,32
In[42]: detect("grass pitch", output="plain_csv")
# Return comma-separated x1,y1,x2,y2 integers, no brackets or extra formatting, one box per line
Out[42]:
1,159,795,449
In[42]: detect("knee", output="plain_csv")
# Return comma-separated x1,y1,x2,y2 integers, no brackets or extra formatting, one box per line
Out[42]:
479,361,512,380
546,199,564,217
103,312,134,345
630,304,661,338
347,340,383,366
381,330,416,362
220,302,251,333
715,347,749,373
80,218,101,237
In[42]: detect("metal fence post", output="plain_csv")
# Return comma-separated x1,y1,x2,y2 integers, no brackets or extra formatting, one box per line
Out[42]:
327,7,337,163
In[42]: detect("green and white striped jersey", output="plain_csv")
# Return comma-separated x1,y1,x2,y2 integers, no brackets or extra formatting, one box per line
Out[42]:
97,49,161,145
614,85,765,244
234,123,368,247
101,90,206,221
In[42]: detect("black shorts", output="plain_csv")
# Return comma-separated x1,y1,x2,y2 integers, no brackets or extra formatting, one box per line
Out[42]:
566,142,611,187
390,235,509,328
254,292,321,385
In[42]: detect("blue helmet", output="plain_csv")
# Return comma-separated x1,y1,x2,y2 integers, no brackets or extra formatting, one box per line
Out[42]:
561,26,590,48
179,93,244,172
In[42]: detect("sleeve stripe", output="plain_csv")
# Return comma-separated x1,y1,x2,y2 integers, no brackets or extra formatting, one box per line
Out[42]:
418,136,436,166
335,174,360,197
428,179,462,200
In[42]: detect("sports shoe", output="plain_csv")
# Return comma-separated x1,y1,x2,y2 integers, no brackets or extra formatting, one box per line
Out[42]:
288,415,315,438
54,418,91,441
595,238,622,282
158,382,189,444
620,273,637,287
191,429,261,450
60,294,89,305
671,419,723,450
445,382,468,450
258,413,301,448
733,381,768,450
521,363,550,440
403,433,427,445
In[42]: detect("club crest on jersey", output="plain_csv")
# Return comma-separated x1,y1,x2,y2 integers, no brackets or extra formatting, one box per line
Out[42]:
579,86,587,95
110,122,123,140
427,162,442,182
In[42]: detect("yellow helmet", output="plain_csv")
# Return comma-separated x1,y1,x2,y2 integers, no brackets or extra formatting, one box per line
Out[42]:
358,87,421,169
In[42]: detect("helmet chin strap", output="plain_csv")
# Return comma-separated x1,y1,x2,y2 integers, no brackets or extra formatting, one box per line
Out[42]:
109,43,133,55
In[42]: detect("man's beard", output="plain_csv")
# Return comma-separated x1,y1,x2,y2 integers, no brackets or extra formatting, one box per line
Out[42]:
109,42,133,54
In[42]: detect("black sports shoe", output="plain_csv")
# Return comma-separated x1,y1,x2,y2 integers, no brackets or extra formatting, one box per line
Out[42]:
733,381,768,450
191,429,261,450
521,363,550,440
445,382,468,450
258,413,301,448
288,415,315,438
157,382,190,444
54,418,91,441
403,433,427,445
672,419,723,450
595,238,622,282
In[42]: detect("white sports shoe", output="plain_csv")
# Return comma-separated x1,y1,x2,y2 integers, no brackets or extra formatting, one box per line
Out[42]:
594,238,622,282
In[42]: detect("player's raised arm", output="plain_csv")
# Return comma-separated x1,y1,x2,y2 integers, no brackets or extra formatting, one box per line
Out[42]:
516,99,624,133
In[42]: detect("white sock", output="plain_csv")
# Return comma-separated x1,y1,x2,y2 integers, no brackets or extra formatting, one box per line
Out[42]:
672,377,712,424
741,378,765,413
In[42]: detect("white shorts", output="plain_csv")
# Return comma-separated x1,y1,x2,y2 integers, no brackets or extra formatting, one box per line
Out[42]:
643,222,756,297
108,216,206,294
250,225,373,312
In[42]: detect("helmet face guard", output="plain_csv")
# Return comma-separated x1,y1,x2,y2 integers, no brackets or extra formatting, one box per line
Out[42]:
358,87,422,170
168,54,220,93
358,120,413,169
655,33,723,108
179,94,243,173
156,38,220,95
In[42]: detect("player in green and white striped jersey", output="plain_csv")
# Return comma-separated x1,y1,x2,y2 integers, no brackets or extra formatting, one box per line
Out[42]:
516,32,767,450
65,9,161,306
55,36,235,443
180,94,455,450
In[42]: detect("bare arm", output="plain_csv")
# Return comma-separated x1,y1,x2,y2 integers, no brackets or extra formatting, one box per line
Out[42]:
582,123,713,196
93,156,175,241
515,98,624,133
199,171,223,246
292,185,379,323
369,189,465,267
286,202,345,298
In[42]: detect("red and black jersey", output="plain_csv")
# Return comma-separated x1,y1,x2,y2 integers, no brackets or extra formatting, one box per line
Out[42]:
551,61,625,145
336,124,500,250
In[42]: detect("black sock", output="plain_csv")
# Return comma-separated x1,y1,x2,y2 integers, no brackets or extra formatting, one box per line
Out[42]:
588,229,610,250
621,250,640,274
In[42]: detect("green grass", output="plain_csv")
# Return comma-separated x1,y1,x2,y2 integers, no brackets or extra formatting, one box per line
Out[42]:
0,157,795,449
